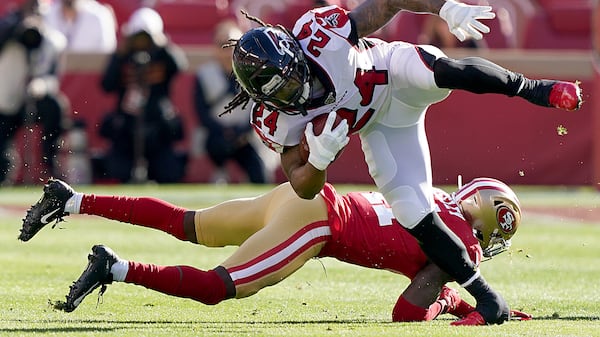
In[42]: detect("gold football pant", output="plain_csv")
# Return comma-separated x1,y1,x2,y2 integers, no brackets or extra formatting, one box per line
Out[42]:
194,182,330,298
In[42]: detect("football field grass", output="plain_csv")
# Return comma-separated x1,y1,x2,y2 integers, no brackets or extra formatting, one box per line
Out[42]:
1,183,600,337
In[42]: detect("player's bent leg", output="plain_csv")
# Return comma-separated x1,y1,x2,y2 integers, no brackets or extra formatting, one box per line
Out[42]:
432,56,583,111
388,43,451,110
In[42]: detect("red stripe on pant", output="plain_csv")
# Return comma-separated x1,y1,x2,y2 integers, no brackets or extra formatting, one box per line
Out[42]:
228,221,330,286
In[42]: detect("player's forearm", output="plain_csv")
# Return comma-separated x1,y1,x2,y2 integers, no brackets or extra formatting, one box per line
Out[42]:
288,165,326,199
349,0,447,37
281,146,326,199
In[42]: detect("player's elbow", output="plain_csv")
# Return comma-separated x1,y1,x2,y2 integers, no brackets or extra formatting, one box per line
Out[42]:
292,184,320,200
282,150,326,199
289,169,326,199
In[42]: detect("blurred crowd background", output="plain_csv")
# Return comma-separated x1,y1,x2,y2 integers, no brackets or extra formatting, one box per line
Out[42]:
0,0,596,186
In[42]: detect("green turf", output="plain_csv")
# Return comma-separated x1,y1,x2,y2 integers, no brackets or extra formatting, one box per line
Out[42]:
1,183,599,336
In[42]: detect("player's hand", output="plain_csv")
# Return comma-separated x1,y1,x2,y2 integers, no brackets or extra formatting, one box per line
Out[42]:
27,78,48,98
305,111,349,171
439,0,495,41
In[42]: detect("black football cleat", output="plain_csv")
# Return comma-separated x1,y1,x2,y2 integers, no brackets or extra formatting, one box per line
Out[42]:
19,178,74,241
62,245,118,313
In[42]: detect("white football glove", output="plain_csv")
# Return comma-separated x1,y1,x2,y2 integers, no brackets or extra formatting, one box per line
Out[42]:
304,111,350,171
439,0,495,42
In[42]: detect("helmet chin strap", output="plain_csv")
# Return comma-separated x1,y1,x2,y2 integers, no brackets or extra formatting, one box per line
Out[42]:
295,103,308,116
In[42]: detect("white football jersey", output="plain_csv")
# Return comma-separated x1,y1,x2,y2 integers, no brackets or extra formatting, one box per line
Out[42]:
250,5,397,153
249,5,454,228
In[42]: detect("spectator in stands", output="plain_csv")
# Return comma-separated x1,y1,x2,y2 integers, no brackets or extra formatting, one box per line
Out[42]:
98,7,187,183
194,20,270,184
0,0,69,184
43,0,117,53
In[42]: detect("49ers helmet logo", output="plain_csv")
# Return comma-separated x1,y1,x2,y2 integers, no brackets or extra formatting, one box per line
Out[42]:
497,206,516,233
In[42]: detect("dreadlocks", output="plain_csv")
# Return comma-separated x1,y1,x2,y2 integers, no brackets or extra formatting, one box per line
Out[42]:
220,11,290,116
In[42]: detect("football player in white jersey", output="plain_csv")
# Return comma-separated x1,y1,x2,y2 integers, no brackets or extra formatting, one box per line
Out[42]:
226,0,583,325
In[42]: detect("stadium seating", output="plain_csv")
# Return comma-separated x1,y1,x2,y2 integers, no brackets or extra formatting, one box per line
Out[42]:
522,0,592,49
261,1,314,30
154,1,236,45
522,12,592,50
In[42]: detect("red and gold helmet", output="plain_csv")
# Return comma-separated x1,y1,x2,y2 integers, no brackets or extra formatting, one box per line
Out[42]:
454,177,522,258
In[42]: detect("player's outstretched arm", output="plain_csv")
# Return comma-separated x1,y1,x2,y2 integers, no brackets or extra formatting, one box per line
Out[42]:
350,0,446,38
349,0,494,42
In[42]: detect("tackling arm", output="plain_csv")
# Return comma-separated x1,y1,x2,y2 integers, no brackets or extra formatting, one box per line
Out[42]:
392,262,533,323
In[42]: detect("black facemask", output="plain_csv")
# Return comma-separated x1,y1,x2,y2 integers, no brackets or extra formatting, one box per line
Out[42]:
18,26,42,50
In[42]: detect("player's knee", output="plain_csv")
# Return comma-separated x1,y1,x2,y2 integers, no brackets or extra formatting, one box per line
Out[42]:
416,45,446,68
389,200,431,230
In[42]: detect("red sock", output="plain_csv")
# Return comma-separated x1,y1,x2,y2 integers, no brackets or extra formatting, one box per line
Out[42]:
448,299,475,318
392,296,427,322
392,295,442,322
124,262,229,305
80,195,187,240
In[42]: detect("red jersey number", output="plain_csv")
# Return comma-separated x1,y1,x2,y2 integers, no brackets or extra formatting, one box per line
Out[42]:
252,104,280,136
354,67,388,106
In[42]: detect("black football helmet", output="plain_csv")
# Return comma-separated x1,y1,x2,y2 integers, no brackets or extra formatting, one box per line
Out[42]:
232,26,311,115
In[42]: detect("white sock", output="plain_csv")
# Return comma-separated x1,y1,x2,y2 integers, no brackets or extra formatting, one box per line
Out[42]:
110,259,129,282
64,193,84,214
